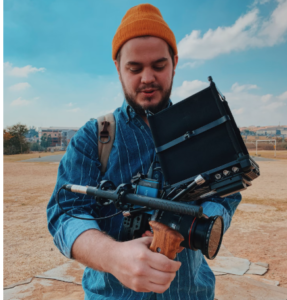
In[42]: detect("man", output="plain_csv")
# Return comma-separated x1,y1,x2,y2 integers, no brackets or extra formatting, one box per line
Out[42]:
47,4,241,299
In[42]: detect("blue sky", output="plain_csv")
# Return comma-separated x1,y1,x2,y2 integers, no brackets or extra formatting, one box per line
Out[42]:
3,0,287,128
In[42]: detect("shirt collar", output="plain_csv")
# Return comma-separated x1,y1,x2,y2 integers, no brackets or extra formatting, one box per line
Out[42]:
121,99,173,122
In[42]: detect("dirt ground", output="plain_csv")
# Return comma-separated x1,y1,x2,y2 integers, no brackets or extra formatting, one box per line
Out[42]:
3,155,287,288
249,150,287,160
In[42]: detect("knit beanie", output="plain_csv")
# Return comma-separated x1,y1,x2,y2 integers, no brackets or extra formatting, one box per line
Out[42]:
112,4,177,60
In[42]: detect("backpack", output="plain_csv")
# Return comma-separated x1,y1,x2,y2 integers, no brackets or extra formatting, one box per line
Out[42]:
97,113,116,175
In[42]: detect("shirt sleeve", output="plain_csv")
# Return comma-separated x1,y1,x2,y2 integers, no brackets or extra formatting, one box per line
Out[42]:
47,119,103,259
200,192,242,234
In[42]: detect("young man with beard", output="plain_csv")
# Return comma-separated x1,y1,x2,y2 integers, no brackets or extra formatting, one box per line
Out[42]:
47,4,241,299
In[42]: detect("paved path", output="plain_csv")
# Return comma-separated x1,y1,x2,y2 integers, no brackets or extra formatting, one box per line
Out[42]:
251,156,277,161
21,154,276,163
21,154,64,163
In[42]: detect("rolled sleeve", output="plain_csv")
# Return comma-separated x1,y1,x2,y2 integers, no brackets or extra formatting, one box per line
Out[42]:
201,192,242,233
53,214,101,258
47,119,103,258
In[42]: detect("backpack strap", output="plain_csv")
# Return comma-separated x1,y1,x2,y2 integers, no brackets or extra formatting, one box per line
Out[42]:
97,113,116,175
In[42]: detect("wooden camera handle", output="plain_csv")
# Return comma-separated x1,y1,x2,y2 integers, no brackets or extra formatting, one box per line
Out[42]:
149,221,184,260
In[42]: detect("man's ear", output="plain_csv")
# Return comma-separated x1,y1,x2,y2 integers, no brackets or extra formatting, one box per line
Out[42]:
173,55,179,76
114,60,121,78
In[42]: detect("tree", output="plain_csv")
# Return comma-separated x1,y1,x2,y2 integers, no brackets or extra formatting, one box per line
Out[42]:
3,130,12,142
40,133,52,149
4,123,29,154
25,126,39,138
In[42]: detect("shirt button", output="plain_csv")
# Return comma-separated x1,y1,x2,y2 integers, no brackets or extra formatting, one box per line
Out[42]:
141,126,144,130
154,173,159,179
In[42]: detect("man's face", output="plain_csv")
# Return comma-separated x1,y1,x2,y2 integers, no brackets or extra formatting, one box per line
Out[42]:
114,36,178,115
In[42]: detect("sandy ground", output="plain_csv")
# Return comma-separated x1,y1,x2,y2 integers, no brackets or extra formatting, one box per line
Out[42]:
223,159,287,287
4,161,69,287
3,157,287,288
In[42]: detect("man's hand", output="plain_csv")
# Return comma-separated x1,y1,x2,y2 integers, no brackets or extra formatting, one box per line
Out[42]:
109,237,181,293
142,230,185,253
72,229,181,294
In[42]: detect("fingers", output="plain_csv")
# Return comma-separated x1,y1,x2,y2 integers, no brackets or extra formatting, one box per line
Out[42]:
142,230,153,237
138,236,153,246
147,267,176,285
147,281,172,294
147,251,181,273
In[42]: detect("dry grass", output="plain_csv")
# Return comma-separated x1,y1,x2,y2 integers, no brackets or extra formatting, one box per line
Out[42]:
3,151,65,163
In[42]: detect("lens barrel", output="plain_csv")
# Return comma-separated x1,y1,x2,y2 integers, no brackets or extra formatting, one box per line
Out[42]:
156,211,223,259
188,215,223,259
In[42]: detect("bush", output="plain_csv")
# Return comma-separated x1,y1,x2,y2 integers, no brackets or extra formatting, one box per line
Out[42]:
29,143,46,151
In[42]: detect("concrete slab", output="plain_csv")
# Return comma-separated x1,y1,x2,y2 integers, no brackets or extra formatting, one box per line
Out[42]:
4,261,85,300
215,275,287,300
244,274,280,286
246,262,268,275
4,278,84,300
217,244,234,257
255,262,269,268
21,154,64,163
207,256,250,276
35,260,85,285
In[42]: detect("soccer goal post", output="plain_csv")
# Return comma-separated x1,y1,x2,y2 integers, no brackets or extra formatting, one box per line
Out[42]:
255,139,277,157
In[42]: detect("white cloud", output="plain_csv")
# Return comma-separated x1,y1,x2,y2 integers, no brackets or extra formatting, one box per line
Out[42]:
261,94,273,102
278,91,287,101
177,0,287,60
67,102,74,107
261,101,285,110
68,108,80,113
231,82,259,93
172,80,209,100
252,0,272,6
232,108,244,115
172,80,287,126
10,97,31,107
96,109,115,118
178,61,204,69
4,62,45,77
9,82,31,91
113,92,122,102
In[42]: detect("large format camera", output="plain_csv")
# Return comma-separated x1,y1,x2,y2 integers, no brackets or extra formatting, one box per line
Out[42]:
60,76,260,260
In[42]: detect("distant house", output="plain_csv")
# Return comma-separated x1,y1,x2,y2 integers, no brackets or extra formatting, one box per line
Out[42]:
38,126,80,147
61,129,78,147
256,127,287,137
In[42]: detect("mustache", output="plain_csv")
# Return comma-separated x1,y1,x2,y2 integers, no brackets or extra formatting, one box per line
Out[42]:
136,83,162,93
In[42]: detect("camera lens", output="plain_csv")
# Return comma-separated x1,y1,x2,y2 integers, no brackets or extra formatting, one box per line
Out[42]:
187,215,223,259
155,211,224,260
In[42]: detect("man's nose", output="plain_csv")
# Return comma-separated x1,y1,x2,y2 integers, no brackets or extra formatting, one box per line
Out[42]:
141,68,155,84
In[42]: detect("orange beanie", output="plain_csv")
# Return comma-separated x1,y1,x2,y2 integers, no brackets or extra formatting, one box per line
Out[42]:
112,4,177,60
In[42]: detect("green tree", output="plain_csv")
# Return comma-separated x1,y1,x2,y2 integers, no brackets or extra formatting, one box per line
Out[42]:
40,133,52,149
4,123,29,154
47,134,52,148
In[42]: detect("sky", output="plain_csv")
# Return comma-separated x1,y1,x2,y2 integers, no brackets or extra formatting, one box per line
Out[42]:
3,0,287,129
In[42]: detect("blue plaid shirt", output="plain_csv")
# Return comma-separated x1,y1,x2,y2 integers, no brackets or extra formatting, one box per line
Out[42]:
47,100,241,300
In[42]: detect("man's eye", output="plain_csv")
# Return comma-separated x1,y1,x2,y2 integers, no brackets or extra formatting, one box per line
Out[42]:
154,65,165,70
130,68,141,73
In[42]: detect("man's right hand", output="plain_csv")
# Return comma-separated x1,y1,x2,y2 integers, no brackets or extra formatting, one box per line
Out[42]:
108,237,181,294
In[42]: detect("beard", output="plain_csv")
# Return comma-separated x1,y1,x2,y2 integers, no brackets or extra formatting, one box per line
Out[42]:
120,77,173,116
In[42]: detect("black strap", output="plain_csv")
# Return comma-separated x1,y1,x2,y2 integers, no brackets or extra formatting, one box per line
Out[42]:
155,115,230,153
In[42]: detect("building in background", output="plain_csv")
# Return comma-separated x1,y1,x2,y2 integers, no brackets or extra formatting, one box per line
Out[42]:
38,127,79,148
256,127,287,137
